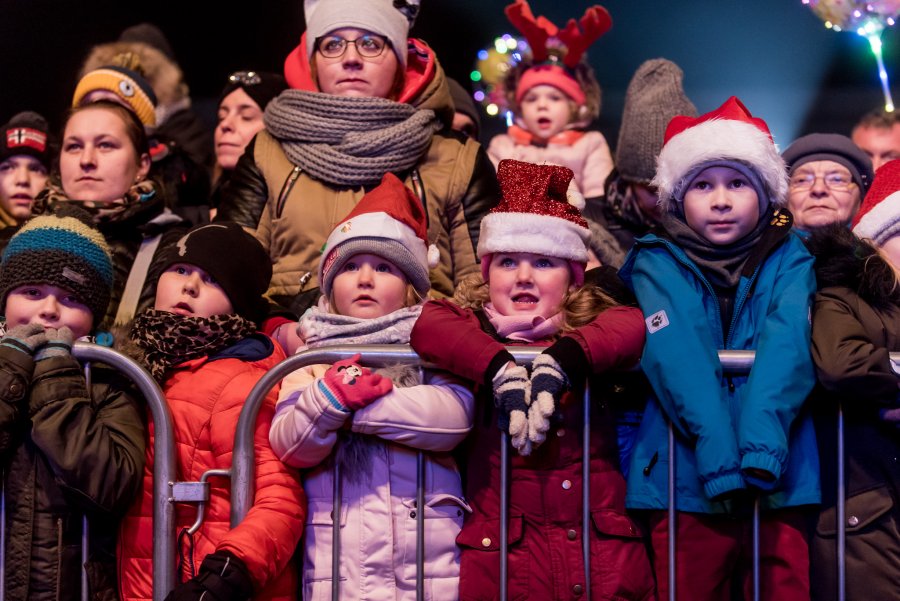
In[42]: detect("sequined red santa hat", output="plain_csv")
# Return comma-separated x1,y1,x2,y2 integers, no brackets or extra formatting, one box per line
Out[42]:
320,172,437,298
654,96,788,212
852,159,900,245
478,159,590,286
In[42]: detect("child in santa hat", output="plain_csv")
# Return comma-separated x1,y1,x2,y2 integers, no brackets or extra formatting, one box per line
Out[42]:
619,96,818,600
268,173,474,601
804,159,900,601
487,0,614,199
411,159,655,600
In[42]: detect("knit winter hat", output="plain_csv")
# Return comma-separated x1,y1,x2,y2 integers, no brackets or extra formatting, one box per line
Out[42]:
852,159,900,245
320,172,436,299
478,159,591,286
781,133,874,195
0,205,113,321
1,111,53,168
654,96,788,211
218,71,288,112
157,222,272,324
303,0,420,67
118,23,177,62
72,64,158,127
615,58,697,185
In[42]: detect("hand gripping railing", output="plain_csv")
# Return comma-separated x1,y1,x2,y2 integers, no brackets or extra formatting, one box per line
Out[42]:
0,343,173,601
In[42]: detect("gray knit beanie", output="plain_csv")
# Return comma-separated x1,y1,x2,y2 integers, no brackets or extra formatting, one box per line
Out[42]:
615,59,697,185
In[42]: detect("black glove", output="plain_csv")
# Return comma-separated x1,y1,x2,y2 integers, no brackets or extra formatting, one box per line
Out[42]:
528,336,588,448
165,551,254,601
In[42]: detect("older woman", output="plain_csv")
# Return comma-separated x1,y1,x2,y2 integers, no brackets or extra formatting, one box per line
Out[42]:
216,0,498,347
782,133,874,232
36,101,186,332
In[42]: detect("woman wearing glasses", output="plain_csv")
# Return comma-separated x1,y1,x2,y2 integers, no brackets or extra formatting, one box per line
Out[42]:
211,70,286,218
215,0,498,353
782,133,874,232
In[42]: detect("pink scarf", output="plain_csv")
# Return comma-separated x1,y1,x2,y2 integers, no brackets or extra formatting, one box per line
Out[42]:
482,303,562,343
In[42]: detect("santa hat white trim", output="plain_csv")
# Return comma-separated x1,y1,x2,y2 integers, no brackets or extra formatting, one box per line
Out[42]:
853,190,900,244
654,119,788,210
477,212,590,262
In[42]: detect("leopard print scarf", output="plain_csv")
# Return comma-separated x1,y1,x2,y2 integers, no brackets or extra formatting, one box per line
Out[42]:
130,309,257,381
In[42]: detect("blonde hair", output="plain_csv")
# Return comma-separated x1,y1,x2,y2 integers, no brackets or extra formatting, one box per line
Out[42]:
452,272,619,333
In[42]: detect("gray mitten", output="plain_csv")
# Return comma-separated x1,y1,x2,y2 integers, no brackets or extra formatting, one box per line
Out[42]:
0,323,48,356
528,353,569,447
35,327,74,361
493,364,532,456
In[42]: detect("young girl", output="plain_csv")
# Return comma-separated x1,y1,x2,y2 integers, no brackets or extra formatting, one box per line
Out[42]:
0,207,145,600
806,159,900,601
487,0,614,199
118,222,305,601
268,173,475,600
410,159,655,600
619,97,818,601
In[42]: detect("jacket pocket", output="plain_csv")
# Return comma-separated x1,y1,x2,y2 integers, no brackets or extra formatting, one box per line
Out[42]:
816,486,895,537
457,515,528,601
302,498,349,586
589,510,656,601
400,493,471,592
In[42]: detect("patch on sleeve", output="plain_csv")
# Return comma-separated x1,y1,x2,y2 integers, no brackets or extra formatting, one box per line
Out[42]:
645,310,670,334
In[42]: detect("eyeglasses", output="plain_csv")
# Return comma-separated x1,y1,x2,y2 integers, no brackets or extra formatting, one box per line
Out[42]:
315,34,389,59
228,71,262,86
788,171,856,192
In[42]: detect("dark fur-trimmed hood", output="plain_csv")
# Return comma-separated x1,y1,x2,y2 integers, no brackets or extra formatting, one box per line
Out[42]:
805,223,900,312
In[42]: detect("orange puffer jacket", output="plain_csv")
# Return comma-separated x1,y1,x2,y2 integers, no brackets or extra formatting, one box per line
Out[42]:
118,335,305,601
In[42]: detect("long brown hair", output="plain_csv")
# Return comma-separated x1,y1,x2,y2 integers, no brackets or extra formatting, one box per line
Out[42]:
452,272,618,333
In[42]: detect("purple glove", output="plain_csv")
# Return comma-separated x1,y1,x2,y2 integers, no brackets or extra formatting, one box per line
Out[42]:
319,353,393,412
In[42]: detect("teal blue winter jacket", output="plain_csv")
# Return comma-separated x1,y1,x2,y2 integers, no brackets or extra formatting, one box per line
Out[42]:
619,223,820,513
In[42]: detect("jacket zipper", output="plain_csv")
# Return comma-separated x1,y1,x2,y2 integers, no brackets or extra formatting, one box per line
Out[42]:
275,166,302,219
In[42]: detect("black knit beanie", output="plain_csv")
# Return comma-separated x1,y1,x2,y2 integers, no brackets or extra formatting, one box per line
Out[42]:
157,222,271,323
218,71,287,113
0,111,53,169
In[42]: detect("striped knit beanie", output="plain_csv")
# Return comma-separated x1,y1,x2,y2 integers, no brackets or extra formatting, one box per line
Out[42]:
0,206,113,321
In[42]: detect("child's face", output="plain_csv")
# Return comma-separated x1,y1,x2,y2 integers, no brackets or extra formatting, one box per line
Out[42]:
519,84,573,142
155,263,234,319
332,253,409,319
880,233,900,273
4,284,94,339
0,156,48,222
488,252,571,320
683,165,760,246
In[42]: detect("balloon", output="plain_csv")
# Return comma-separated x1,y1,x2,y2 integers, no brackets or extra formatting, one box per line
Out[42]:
471,34,532,118
805,0,900,31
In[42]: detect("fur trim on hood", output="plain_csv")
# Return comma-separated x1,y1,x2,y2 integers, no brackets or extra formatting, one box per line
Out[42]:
79,41,188,107
805,223,900,313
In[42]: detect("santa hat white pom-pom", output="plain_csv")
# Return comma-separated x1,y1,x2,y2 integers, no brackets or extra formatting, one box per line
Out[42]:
566,180,585,211
427,243,440,268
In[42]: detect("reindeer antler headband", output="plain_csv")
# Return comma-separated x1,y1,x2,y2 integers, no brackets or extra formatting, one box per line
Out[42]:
504,0,612,69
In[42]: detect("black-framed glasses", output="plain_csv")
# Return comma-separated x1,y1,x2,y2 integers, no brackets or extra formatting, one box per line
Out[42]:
228,70,262,86
315,34,389,59
788,171,856,192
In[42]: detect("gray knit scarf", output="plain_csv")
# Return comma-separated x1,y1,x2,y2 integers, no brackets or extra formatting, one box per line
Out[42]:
264,90,441,187
300,300,423,348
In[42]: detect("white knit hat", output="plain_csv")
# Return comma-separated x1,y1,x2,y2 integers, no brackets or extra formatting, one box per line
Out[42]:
654,96,788,211
303,0,420,67
477,160,590,286
852,159,900,245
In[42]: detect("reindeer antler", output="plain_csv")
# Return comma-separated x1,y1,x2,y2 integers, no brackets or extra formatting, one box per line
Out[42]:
504,0,558,63
557,5,612,68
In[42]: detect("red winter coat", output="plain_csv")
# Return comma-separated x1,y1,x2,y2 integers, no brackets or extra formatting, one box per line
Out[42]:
411,300,656,601
118,335,306,601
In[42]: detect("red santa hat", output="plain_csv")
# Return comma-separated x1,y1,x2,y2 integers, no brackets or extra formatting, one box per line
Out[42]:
477,159,590,286
852,159,900,245
654,96,788,211
320,173,437,298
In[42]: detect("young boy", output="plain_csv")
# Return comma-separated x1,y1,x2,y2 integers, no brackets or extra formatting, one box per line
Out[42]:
619,97,819,601
118,222,305,601
0,207,145,600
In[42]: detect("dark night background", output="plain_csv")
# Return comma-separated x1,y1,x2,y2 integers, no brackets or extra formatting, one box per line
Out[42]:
1,0,897,151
